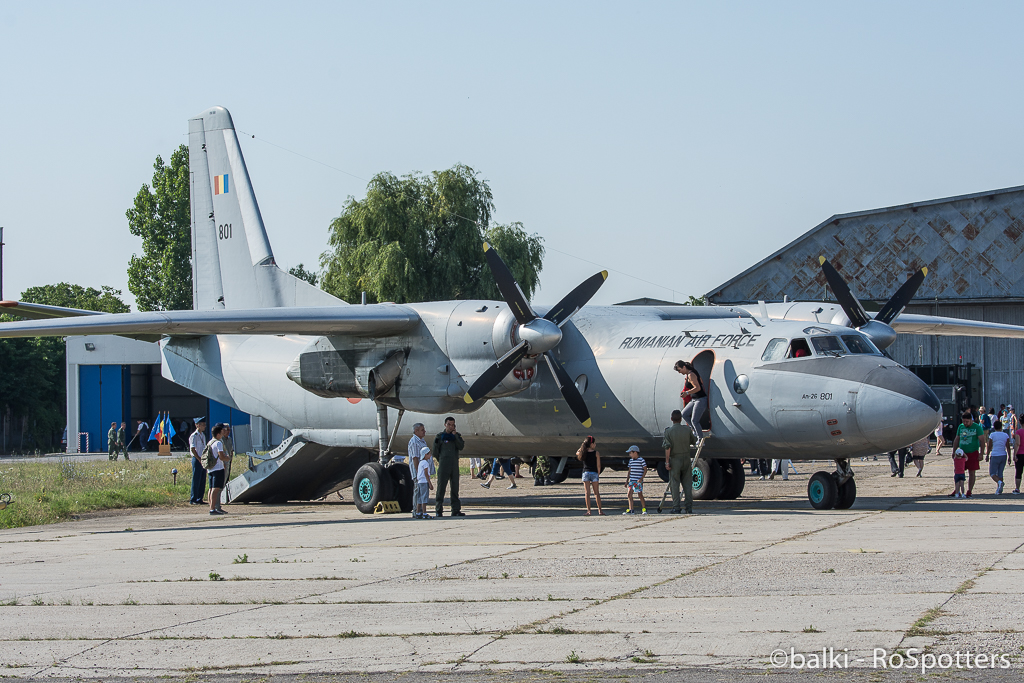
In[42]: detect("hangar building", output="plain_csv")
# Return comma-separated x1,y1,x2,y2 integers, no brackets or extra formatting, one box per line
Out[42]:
707,185,1024,413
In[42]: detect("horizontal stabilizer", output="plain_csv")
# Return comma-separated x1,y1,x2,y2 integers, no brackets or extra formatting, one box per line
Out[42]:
0,305,420,339
0,300,103,320
892,313,1024,339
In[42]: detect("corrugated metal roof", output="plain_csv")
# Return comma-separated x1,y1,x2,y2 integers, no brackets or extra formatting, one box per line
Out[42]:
707,184,1024,304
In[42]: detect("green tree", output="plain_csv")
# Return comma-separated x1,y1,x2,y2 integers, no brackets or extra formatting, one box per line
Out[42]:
320,165,544,304
288,264,319,287
127,145,192,311
0,284,128,453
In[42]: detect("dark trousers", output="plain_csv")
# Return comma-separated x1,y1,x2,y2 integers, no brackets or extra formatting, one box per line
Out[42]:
435,456,461,515
888,448,908,477
757,459,770,476
190,456,207,503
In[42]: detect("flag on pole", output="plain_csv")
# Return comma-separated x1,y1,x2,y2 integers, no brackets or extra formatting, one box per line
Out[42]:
166,413,176,442
152,413,164,444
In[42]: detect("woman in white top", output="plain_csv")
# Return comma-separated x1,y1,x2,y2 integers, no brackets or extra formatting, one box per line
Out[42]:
207,424,230,515
987,420,1013,495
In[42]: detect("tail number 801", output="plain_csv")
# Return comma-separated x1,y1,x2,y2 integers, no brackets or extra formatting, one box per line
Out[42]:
218,223,233,240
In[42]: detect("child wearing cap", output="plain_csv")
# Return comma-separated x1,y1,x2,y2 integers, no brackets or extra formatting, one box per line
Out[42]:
623,445,648,515
416,446,434,519
950,448,967,499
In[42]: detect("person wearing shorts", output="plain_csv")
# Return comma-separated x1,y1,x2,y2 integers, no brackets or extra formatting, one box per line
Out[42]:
988,420,1013,494
622,445,648,515
206,424,229,515
950,449,967,498
415,448,434,519
952,411,986,497
578,436,604,515
469,458,482,479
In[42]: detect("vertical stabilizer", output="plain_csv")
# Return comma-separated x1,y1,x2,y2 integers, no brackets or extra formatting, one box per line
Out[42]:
188,106,344,309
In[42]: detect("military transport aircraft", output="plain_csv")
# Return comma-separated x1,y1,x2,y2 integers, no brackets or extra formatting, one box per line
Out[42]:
5,106,1024,512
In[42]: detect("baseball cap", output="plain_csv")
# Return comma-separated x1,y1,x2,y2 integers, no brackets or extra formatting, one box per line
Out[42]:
955,448,965,456
626,445,640,453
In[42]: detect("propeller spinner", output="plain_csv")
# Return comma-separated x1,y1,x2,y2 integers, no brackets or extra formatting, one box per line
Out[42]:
463,243,607,428
819,256,927,349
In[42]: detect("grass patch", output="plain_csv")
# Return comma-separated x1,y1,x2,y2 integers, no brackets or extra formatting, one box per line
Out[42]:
233,554,249,564
0,454,249,529
907,605,944,636
802,625,821,633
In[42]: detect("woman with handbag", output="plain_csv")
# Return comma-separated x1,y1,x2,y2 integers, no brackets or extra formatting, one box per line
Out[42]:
578,436,604,516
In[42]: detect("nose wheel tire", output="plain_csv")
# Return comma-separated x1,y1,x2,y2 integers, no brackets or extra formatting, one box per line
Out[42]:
807,471,839,510
717,459,745,500
387,463,414,513
692,458,723,500
352,462,394,514
834,476,857,509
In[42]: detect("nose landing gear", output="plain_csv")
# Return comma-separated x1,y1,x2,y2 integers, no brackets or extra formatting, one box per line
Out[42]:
807,459,856,510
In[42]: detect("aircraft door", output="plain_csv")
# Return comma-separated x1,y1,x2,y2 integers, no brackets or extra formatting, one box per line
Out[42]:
654,350,715,434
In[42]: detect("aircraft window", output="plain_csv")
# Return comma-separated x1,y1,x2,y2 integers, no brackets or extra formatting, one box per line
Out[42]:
787,338,812,358
811,336,844,357
761,338,788,361
841,335,878,354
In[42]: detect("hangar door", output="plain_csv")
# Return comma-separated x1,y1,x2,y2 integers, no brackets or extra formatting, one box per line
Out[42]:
79,365,129,453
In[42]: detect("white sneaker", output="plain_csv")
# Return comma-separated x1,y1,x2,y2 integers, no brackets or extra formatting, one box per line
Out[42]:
622,510,634,515
997,481,1004,495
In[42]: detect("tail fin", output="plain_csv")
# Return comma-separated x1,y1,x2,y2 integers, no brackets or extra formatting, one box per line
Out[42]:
188,106,344,310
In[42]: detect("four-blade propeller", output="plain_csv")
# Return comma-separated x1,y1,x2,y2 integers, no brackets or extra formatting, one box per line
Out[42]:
464,242,607,428
819,256,927,349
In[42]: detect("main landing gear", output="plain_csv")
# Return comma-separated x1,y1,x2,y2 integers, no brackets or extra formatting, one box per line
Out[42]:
807,459,856,510
352,405,414,514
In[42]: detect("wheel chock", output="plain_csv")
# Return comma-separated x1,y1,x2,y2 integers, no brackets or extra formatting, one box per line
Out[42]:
0,493,11,511
373,500,401,514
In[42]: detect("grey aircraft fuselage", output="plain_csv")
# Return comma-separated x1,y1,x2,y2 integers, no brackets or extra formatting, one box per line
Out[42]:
162,297,940,461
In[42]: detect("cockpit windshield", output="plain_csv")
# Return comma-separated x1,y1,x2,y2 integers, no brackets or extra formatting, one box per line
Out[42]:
841,334,879,354
811,336,844,356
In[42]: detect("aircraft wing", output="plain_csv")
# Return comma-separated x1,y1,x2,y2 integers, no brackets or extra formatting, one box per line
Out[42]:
0,300,103,320
892,313,1024,338
0,305,421,340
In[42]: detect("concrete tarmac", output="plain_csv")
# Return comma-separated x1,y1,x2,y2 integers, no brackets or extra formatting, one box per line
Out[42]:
0,456,1021,680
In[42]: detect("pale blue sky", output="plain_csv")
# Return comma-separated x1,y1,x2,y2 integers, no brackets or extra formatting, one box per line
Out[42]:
2,1,1023,308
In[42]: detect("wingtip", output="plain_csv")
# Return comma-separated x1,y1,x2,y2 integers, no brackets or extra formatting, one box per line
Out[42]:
922,266,928,277
482,242,490,252
582,418,592,428
818,256,826,266
600,270,608,280
463,393,475,404
0,301,17,308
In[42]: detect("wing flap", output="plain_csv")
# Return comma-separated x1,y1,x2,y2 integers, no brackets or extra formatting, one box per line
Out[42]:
892,313,1024,338
0,305,420,339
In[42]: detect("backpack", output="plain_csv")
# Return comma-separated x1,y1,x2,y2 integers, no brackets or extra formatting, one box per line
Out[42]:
202,441,218,470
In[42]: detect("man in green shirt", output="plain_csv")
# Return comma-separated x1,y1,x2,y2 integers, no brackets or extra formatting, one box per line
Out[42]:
107,423,118,460
662,409,695,514
952,411,986,497
433,416,466,517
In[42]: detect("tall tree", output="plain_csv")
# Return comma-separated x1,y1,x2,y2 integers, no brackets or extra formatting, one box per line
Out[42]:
0,284,128,453
127,145,192,311
288,264,319,286
320,165,544,304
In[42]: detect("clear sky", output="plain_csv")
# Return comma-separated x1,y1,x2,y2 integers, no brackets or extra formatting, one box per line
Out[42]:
2,1,1023,309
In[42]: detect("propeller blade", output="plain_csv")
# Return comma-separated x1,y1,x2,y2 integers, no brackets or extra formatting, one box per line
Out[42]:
484,242,536,325
463,341,529,404
544,271,609,327
543,352,592,428
819,256,871,328
875,267,928,325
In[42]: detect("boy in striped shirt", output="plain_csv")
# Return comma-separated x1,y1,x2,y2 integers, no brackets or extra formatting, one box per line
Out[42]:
623,445,648,515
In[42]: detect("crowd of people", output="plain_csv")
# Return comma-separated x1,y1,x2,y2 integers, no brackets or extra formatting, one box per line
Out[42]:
186,417,237,515
942,404,1023,498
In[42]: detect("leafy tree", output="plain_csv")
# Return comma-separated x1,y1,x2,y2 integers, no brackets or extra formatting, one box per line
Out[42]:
320,165,544,304
288,264,319,287
127,145,192,311
684,295,707,306
0,285,128,453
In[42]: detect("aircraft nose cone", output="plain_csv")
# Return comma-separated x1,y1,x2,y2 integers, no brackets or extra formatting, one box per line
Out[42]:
857,367,940,452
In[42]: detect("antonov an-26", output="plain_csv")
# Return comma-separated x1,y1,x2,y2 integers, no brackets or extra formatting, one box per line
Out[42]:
5,106,1024,512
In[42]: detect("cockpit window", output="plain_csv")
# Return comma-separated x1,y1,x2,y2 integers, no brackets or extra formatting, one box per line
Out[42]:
787,338,812,358
761,338,788,361
811,336,844,356
841,335,878,354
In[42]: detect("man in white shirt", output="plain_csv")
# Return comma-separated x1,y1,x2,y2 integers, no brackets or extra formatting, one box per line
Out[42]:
407,423,429,519
188,418,207,505
207,424,230,515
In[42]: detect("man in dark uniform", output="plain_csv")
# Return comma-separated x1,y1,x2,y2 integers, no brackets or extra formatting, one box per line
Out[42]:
107,423,118,461
662,409,695,514
433,416,465,517
117,421,129,461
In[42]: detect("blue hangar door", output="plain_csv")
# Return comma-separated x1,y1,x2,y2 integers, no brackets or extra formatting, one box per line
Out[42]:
79,365,129,452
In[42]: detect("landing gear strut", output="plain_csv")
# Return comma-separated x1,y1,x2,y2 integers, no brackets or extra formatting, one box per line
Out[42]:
807,458,856,510
352,405,413,513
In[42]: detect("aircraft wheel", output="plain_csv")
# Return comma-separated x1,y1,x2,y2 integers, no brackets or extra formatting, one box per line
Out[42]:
388,463,414,513
655,460,670,483
547,469,569,484
352,463,393,514
718,459,745,499
807,471,838,510
692,459,723,500
834,477,857,509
